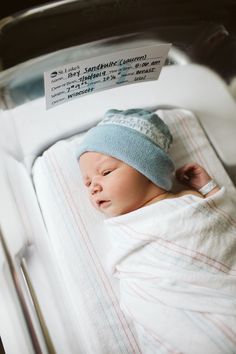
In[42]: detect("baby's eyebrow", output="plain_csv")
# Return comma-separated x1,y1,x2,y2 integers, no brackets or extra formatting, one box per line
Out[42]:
97,156,113,165
82,156,115,185
94,157,113,171
100,156,118,166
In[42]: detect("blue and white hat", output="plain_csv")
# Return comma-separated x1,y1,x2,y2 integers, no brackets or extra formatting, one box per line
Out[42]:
77,108,175,190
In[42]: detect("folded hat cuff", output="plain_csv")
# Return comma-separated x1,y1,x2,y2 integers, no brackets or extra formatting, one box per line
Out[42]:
77,124,175,190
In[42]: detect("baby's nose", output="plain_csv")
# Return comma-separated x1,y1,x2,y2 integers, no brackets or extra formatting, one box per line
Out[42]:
90,181,102,195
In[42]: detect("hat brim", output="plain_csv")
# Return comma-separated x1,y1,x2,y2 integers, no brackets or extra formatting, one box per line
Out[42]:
77,124,175,190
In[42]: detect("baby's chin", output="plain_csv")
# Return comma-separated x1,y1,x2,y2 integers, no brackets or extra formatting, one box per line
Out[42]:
93,200,137,217
101,208,121,218
101,205,136,218
98,204,123,217
91,203,118,217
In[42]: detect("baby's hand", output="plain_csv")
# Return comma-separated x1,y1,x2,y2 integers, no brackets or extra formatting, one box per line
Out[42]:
175,163,212,190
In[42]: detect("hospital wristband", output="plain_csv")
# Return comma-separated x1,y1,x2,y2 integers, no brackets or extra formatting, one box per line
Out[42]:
198,180,218,196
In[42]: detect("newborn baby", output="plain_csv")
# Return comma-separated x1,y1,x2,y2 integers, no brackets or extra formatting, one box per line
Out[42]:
78,109,236,354
79,108,218,218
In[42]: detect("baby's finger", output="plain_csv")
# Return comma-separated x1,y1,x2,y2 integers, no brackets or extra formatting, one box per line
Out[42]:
176,164,192,178
175,170,190,183
176,162,196,173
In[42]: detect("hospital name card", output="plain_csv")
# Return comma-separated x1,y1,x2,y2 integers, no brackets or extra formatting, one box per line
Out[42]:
44,44,171,110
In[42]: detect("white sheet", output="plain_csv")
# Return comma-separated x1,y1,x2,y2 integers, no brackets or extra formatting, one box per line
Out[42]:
106,187,236,354
32,109,236,353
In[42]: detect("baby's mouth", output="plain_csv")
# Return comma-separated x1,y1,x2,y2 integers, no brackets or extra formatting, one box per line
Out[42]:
97,200,111,208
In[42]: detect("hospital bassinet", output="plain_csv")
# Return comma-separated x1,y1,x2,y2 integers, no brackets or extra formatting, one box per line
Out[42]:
0,1,236,353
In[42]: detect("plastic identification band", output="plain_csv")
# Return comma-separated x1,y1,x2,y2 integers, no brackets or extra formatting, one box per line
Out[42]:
198,180,218,196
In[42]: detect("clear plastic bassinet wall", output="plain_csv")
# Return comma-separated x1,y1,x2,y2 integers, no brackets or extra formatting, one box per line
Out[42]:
0,1,236,353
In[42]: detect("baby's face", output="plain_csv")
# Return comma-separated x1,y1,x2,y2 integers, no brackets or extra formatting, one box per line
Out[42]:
79,152,155,217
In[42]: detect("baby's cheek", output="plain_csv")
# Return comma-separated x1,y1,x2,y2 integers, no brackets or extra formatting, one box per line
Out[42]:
89,196,97,208
108,183,122,197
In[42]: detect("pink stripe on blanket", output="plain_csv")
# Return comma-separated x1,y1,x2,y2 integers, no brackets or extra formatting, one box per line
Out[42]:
48,151,141,353
208,198,236,226
122,303,184,354
180,113,214,177
181,116,236,224
113,221,236,275
203,313,236,346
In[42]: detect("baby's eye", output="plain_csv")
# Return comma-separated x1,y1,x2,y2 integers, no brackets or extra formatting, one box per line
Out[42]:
85,181,91,187
102,170,112,176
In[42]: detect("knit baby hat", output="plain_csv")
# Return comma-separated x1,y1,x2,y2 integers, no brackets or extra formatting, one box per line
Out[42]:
77,108,175,190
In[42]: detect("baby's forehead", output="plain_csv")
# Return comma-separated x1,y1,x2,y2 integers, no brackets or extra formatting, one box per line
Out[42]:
97,154,116,164
79,152,120,174
83,152,118,164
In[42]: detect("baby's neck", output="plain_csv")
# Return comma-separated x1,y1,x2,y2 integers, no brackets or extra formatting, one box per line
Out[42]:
144,189,204,207
143,191,174,206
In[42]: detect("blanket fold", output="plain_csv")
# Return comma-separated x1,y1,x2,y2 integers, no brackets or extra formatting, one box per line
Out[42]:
105,188,236,353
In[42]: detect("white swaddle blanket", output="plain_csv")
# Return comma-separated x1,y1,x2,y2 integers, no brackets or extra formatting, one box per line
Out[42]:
106,188,236,354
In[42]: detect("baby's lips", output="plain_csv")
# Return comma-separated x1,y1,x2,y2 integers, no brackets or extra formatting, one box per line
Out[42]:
96,199,105,206
97,200,111,208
